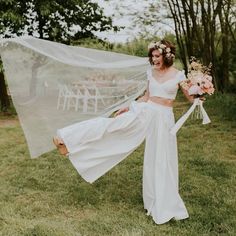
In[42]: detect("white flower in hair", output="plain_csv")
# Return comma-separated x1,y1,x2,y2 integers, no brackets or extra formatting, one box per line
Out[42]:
158,48,163,54
159,44,166,49
166,53,171,58
166,47,171,53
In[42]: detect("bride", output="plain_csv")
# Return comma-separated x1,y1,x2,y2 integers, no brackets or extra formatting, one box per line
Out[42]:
53,39,193,224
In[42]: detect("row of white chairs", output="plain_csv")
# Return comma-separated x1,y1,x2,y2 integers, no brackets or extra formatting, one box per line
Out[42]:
57,83,121,113
56,80,146,113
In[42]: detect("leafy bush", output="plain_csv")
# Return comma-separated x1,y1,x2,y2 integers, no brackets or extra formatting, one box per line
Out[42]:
204,93,236,121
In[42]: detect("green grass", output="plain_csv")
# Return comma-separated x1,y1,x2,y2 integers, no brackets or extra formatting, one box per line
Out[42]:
0,93,236,236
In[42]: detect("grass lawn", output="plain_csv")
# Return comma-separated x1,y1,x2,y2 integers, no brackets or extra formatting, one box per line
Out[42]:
0,93,235,236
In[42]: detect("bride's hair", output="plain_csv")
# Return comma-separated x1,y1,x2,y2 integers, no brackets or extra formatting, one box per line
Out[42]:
148,39,176,67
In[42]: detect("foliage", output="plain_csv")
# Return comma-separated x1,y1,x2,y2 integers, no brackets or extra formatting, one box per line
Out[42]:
101,0,170,38
0,0,27,37
0,0,119,112
113,38,150,57
104,0,236,93
204,93,236,121
166,0,236,93
0,93,235,235
72,36,151,57
72,33,178,58
0,56,9,112
71,37,115,51
0,0,118,42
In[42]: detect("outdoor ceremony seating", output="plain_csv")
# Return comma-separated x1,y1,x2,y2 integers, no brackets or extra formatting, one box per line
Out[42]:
57,84,85,112
56,79,145,113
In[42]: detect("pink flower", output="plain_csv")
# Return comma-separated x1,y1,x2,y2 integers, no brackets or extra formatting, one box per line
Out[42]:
201,78,212,89
203,74,212,82
206,87,215,95
188,85,204,95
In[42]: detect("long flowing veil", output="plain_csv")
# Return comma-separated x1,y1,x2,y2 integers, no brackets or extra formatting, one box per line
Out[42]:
0,36,149,158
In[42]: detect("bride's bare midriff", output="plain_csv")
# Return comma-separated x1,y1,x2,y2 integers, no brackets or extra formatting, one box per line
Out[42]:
149,96,174,107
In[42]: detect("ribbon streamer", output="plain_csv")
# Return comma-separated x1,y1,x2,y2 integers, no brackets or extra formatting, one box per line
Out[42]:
170,98,211,135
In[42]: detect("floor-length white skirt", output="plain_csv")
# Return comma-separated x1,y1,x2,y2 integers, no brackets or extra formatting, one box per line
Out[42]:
57,100,189,224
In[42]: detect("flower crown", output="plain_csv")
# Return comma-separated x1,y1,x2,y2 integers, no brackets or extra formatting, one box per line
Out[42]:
148,41,175,59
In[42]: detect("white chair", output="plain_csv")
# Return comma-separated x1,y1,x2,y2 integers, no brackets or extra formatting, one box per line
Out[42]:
57,84,86,111
82,85,106,113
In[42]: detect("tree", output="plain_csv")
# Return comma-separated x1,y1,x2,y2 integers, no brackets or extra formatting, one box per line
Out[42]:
166,0,236,92
0,0,118,42
0,0,118,111
102,0,171,39
0,70,10,112
105,0,236,92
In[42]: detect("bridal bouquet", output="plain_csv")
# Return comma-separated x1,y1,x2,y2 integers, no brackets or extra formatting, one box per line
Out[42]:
170,57,213,135
180,57,215,97
180,57,215,119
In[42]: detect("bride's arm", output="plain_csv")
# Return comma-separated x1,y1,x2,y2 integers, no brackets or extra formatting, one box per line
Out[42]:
115,83,150,116
136,83,150,102
180,86,194,103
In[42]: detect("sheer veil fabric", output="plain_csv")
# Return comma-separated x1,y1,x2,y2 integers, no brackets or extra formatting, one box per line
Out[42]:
0,36,148,158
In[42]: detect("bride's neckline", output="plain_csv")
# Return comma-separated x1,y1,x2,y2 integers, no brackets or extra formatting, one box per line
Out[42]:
151,68,180,85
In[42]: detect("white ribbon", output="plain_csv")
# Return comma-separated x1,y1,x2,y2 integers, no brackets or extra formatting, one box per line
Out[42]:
170,98,211,135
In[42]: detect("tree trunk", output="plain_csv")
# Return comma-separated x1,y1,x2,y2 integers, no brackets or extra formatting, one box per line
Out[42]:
0,71,10,112
34,2,44,39
218,0,230,92
167,0,188,72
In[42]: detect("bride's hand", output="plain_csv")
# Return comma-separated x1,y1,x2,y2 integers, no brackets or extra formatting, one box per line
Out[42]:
114,107,129,117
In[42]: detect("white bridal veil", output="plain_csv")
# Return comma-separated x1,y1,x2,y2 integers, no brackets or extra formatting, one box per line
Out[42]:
0,37,148,158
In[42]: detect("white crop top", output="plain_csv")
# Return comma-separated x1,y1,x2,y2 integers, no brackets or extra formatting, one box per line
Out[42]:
147,68,186,99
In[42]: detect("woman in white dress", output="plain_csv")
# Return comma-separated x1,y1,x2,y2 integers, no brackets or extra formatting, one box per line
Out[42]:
53,39,194,224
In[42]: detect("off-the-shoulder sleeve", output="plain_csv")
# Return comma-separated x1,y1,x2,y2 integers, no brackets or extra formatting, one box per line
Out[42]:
177,70,186,83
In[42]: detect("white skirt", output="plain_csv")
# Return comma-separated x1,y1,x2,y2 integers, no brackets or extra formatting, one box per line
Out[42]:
57,100,189,224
